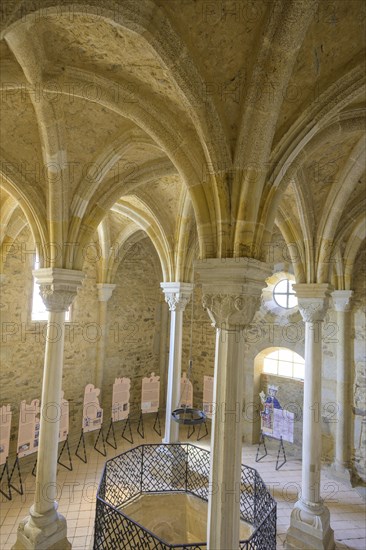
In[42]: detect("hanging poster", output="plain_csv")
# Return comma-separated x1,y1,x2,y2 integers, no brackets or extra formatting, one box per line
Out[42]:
17,399,40,458
59,392,69,442
0,404,12,465
203,375,214,419
111,377,131,422
141,372,160,414
180,373,193,408
82,384,103,433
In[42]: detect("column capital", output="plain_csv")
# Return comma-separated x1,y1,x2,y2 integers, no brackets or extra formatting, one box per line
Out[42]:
195,258,272,328
97,283,116,302
293,283,333,323
33,268,84,312
332,290,353,312
160,282,193,311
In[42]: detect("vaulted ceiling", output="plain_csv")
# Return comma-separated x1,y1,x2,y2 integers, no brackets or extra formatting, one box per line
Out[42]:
1,0,365,286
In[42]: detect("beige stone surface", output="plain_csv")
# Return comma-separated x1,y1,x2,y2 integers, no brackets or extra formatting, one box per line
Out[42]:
122,493,253,544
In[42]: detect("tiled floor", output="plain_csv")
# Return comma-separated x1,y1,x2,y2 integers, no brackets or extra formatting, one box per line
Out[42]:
1,420,365,549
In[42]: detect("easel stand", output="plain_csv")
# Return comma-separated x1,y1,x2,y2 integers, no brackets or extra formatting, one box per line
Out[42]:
75,426,107,463
197,419,209,441
122,416,133,444
9,455,23,496
255,432,287,470
33,438,73,472
58,436,73,471
0,458,11,500
106,419,117,449
137,410,161,438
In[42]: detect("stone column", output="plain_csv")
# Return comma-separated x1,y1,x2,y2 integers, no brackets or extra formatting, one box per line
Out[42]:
15,268,84,550
286,284,335,550
330,290,353,483
95,283,116,392
195,258,271,550
160,282,193,443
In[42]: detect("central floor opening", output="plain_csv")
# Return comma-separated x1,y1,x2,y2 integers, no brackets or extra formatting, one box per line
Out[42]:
122,493,254,545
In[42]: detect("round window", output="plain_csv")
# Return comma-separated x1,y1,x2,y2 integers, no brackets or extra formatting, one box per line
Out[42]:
273,279,297,309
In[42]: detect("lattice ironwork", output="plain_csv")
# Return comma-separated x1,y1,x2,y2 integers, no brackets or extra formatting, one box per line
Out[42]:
186,444,210,500
94,443,276,550
142,445,187,493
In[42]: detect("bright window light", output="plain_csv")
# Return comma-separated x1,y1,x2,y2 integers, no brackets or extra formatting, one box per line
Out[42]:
263,349,304,379
273,279,297,309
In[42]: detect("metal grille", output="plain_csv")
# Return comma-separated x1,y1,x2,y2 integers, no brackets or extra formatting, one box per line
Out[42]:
94,444,276,550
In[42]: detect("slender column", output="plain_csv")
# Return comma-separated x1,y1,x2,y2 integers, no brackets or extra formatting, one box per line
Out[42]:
160,282,193,443
158,300,169,410
15,268,84,550
330,290,353,482
196,258,271,550
286,284,335,550
95,283,116,392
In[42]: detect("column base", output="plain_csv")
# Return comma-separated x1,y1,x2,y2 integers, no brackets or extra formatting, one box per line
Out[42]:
285,500,335,550
326,462,354,488
13,506,70,550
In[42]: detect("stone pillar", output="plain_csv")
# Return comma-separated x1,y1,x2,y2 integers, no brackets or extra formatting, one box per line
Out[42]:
15,268,84,550
160,282,193,444
95,283,116,392
330,290,353,483
195,258,271,550
286,284,335,550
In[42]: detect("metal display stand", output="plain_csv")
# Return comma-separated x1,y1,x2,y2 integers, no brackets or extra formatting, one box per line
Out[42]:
197,419,209,441
94,426,107,457
75,430,87,463
106,419,117,449
255,431,287,470
0,459,12,500
121,416,133,444
58,436,73,471
137,410,161,439
9,455,23,496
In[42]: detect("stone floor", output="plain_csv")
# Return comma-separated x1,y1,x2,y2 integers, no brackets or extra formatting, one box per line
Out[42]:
1,419,365,549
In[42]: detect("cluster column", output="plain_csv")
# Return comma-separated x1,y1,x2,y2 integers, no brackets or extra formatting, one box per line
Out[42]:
160,282,193,444
286,284,335,550
16,268,84,550
95,283,116,392
330,290,353,482
196,258,271,550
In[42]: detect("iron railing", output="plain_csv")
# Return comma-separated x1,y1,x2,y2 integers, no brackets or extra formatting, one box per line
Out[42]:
94,443,276,549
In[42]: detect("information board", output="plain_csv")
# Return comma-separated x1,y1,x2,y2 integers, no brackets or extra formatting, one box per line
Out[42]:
202,375,214,419
141,372,160,414
111,377,131,422
180,373,193,408
17,399,40,458
272,409,294,443
82,384,103,433
0,404,12,465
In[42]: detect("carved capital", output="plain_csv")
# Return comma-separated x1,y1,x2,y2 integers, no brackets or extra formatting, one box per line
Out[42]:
97,283,116,302
293,284,333,323
160,282,193,312
33,268,85,312
202,293,260,328
195,258,272,329
332,290,353,312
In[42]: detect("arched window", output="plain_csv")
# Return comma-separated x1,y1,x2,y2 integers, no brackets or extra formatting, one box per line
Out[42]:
32,261,70,321
263,348,304,380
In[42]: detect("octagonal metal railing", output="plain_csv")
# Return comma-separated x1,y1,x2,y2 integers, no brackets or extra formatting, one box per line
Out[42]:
93,443,276,549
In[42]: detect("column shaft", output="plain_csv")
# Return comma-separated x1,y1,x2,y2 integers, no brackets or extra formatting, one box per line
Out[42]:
34,310,65,515
164,307,184,443
302,321,322,504
208,328,244,549
95,300,108,391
